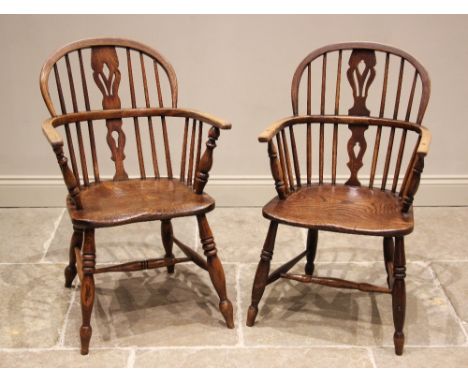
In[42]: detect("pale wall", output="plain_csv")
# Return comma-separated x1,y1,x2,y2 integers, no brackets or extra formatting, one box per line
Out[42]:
1,15,467,206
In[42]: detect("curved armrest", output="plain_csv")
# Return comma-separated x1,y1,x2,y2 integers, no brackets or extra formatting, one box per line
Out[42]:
258,114,430,142
46,107,232,130
42,119,64,148
417,126,431,155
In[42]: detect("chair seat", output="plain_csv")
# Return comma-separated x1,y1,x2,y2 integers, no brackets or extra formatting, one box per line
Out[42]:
262,184,413,236
67,178,215,228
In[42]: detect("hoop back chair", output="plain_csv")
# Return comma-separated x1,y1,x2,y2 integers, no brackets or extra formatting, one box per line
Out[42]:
246,42,431,355
40,38,234,355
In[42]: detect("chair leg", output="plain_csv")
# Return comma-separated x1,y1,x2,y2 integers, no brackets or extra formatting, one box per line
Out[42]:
392,236,406,355
161,220,175,274
304,229,318,276
80,229,96,355
65,227,83,288
197,214,234,329
383,236,394,288
246,221,278,327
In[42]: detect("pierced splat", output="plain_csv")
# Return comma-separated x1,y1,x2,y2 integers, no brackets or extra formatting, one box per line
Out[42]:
345,49,377,186
91,47,128,181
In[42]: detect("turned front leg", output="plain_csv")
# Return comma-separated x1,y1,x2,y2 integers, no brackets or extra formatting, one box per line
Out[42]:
161,220,175,274
197,214,234,328
246,221,278,326
65,227,83,288
392,236,406,355
304,229,318,276
80,229,96,355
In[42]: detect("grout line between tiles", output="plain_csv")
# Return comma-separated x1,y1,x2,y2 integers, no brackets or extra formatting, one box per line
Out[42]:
427,263,468,344
366,347,377,368
126,348,136,368
2,344,468,353
0,344,380,352
235,264,245,347
55,287,77,348
39,208,65,263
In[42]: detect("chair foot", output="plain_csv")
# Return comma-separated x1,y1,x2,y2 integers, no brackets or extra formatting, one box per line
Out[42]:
246,305,258,327
394,332,404,355
80,326,92,355
64,264,77,288
219,300,234,328
166,263,175,274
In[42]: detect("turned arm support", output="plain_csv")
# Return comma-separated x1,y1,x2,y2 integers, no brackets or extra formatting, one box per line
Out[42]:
401,127,431,213
401,153,425,213
193,126,221,194
42,119,82,209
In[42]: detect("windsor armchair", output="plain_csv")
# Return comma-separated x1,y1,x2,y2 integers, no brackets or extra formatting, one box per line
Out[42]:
246,42,431,355
40,38,234,355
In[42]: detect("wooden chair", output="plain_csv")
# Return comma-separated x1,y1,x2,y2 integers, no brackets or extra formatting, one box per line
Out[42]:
40,38,234,355
246,42,431,355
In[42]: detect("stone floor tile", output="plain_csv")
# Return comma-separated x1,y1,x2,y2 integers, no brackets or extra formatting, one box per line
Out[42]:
407,207,468,261
0,264,72,348
0,349,129,367
209,208,306,263
241,262,466,347
299,207,468,264
134,346,373,367
431,261,468,323
63,264,238,348
313,231,384,263
45,213,196,265
0,208,63,263
372,346,468,367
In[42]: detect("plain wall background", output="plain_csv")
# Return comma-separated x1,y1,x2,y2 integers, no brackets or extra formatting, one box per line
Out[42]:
0,14,467,204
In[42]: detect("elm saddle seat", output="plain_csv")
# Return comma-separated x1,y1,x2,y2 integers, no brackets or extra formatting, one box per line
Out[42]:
40,38,234,355
68,178,215,228
262,184,413,236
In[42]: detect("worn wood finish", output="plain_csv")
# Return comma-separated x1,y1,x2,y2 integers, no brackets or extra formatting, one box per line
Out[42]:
250,42,431,356
40,38,233,355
